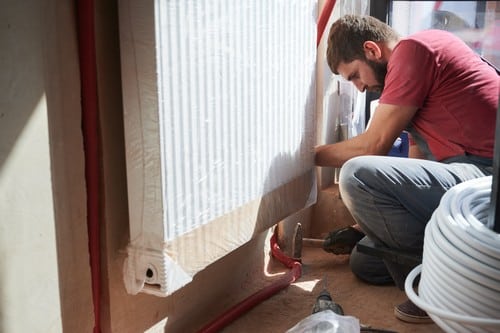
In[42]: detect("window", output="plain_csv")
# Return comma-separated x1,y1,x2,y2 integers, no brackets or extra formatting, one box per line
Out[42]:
390,1,499,68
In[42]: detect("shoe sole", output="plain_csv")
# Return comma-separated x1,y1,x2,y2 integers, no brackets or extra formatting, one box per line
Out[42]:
394,307,434,324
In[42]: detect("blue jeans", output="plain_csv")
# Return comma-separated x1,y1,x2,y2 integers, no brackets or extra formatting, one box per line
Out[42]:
338,155,492,290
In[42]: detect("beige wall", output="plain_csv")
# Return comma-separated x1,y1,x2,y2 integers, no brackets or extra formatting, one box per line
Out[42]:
0,1,94,332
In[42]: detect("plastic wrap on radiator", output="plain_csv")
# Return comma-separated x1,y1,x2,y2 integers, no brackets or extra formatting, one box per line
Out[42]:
119,0,318,296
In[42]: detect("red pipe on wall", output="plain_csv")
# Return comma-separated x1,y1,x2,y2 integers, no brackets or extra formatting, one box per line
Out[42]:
317,0,337,47
433,1,443,11
76,0,101,332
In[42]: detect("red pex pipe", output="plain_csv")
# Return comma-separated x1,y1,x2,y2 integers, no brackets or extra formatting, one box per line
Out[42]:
197,233,302,333
433,1,443,11
317,0,337,47
76,0,101,332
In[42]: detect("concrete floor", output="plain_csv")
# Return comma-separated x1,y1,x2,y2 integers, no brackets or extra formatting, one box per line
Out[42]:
220,246,444,333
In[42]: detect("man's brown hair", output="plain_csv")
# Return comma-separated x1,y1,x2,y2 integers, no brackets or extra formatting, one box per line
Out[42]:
326,15,399,74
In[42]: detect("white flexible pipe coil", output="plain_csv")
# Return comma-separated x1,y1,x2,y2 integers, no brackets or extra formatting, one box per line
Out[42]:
405,176,500,333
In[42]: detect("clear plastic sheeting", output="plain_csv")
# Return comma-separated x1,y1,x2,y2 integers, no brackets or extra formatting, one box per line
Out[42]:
155,0,317,240
286,311,360,333
119,0,317,296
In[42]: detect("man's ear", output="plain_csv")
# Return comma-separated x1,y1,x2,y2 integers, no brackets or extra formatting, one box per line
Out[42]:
363,41,382,61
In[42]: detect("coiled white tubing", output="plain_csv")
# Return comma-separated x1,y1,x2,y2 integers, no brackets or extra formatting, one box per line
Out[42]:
405,176,500,333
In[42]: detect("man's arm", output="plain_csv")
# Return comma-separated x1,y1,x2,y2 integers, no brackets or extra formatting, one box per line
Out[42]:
314,103,418,167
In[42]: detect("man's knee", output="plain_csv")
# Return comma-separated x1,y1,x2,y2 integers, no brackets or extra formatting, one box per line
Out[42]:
338,156,376,205
338,156,366,186
350,245,394,285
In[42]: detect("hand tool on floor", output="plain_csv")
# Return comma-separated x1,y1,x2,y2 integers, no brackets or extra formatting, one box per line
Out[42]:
310,280,399,333
312,276,344,315
292,223,400,333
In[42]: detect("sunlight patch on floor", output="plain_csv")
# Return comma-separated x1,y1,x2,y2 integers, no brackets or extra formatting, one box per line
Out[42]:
144,317,168,333
293,278,321,292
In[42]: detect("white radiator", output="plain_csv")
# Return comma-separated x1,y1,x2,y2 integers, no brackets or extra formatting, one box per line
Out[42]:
119,0,318,296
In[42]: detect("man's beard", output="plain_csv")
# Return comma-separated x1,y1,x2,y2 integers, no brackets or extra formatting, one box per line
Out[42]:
366,59,388,92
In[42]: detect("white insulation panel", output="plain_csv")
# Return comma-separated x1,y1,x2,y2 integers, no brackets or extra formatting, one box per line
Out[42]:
120,0,317,296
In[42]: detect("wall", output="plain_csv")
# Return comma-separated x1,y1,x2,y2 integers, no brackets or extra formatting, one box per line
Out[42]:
0,1,94,332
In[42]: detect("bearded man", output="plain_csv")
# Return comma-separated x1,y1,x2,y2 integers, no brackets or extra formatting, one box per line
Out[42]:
315,14,499,323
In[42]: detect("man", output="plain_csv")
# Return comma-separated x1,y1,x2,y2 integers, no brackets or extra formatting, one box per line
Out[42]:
315,15,499,323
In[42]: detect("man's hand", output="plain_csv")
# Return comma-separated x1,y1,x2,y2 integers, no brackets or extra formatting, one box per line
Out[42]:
314,103,418,167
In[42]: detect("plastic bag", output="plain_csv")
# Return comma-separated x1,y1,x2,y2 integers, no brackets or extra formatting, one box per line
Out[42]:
286,310,360,333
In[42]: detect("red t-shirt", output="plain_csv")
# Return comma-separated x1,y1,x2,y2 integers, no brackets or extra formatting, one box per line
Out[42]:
379,29,499,161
